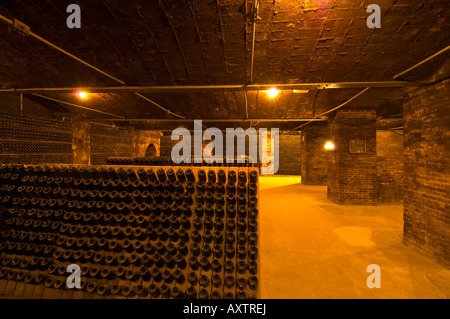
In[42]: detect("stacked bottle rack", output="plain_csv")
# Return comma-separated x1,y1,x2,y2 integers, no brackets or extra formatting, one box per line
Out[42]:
0,112,73,165
106,156,258,168
0,164,259,299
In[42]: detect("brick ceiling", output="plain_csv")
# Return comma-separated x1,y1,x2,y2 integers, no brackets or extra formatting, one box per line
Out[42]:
0,0,449,127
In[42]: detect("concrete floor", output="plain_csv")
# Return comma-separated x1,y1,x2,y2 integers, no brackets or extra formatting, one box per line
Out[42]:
259,176,450,299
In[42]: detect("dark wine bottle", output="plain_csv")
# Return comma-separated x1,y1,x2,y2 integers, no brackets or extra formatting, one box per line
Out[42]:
193,218,203,231
187,272,198,285
212,244,223,258
188,256,199,271
237,193,247,206
211,260,222,273
217,169,226,183
238,171,247,183
248,261,258,275
226,193,236,206
157,168,167,182
198,170,206,183
228,170,237,184
213,230,223,244
185,168,195,182
248,245,258,260
226,205,236,218
215,204,225,218
249,196,258,207
237,245,247,260
248,218,258,232
224,276,235,289
199,274,210,288
199,257,211,271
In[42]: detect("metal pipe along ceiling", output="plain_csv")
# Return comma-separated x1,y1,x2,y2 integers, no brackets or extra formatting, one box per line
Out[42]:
0,14,185,119
0,81,425,95
296,44,450,129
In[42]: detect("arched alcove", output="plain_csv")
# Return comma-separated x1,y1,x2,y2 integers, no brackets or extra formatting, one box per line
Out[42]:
145,143,157,157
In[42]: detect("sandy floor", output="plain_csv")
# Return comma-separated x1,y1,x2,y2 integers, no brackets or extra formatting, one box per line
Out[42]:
259,176,450,299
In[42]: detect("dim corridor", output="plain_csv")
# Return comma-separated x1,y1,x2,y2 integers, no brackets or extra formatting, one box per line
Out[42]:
259,176,450,299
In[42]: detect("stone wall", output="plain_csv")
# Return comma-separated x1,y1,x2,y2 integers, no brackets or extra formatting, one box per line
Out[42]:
327,109,377,205
300,123,328,184
403,79,450,266
376,130,403,203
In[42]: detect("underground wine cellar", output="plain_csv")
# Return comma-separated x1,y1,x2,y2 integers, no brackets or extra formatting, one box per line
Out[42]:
0,1,449,299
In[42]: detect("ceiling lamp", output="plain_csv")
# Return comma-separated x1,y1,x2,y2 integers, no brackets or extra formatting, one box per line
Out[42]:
324,141,335,150
267,88,279,98
74,89,88,99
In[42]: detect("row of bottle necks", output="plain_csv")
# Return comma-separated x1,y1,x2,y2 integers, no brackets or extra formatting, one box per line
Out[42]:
0,195,258,223
0,270,256,299
1,232,259,298
0,165,259,185
1,230,258,260
1,218,258,244
106,156,260,168
1,172,256,188
1,241,259,297
0,267,258,294
1,256,258,281
1,242,258,275
3,216,257,238
1,225,259,296
0,184,257,204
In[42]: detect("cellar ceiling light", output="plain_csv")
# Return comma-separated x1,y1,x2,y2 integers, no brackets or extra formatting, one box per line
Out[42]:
75,90,88,99
324,141,335,150
267,88,279,98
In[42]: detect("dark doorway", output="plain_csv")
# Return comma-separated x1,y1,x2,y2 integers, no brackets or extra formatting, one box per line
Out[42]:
145,143,157,157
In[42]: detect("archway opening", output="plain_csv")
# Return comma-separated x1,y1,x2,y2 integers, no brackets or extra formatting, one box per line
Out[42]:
145,143,157,157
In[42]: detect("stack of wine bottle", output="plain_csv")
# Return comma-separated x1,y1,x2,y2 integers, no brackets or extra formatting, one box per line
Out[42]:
106,156,259,168
0,112,73,165
0,163,259,299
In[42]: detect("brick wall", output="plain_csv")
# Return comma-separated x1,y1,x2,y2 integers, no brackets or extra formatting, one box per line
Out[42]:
277,132,301,175
132,130,162,158
301,123,328,184
403,79,450,266
327,110,377,205
377,130,404,203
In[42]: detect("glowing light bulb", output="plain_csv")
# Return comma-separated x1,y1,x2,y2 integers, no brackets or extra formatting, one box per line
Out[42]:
324,141,335,150
78,91,87,99
267,88,279,98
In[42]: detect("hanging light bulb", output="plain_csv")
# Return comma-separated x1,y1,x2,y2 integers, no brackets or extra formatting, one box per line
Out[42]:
324,141,335,150
78,91,87,99
74,89,88,99
267,88,279,98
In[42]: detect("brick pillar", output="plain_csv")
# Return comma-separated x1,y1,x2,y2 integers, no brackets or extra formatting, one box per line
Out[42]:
300,123,328,185
403,79,450,267
327,109,377,204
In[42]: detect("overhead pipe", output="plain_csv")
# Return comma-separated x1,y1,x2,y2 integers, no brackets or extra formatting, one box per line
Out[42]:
0,81,424,95
31,94,125,119
0,14,184,119
89,118,326,122
249,0,259,84
0,15,124,85
393,45,450,79
296,44,450,129
294,87,371,130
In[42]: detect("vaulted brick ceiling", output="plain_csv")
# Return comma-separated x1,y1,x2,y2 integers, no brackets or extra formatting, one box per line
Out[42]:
0,0,449,126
